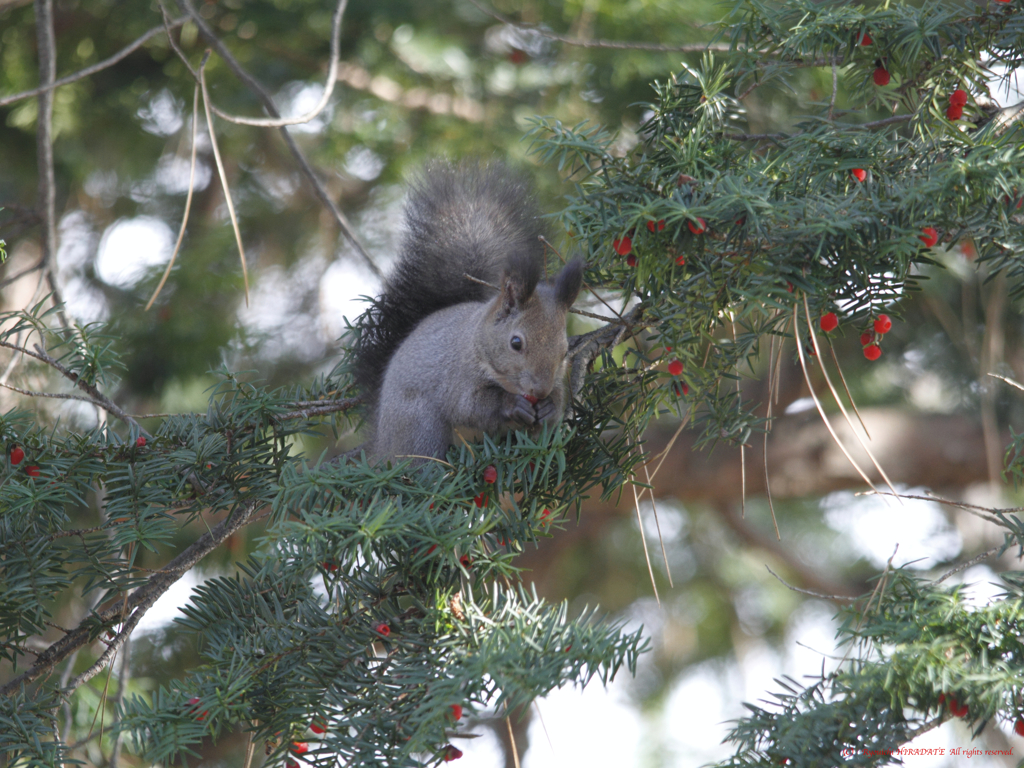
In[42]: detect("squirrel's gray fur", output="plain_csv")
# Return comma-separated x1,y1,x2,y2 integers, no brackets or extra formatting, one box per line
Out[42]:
354,160,584,461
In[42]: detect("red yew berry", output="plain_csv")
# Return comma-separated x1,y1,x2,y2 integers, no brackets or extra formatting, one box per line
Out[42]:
851,168,867,183
819,312,839,332
938,693,946,706
673,381,689,397
860,331,874,346
919,227,939,248
626,254,637,268
541,508,552,526
947,696,968,718
864,344,882,361
1015,718,1024,737
674,254,686,266
786,282,794,293
136,436,147,447
375,622,391,637
187,697,208,721
949,89,968,107
474,493,486,508
9,446,24,465
946,104,963,121
443,745,464,762
613,236,633,255
26,466,40,477
873,67,890,86
687,217,706,235
873,314,892,334
523,394,538,405
667,359,683,376
292,742,309,755
508,49,527,64
459,554,472,569
310,718,326,734
482,465,497,484
646,219,666,232
860,33,872,46
450,704,463,721
322,561,338,572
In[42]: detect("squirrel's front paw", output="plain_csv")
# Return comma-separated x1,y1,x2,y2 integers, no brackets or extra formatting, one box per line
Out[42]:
534,396,559,425
506,394,538,426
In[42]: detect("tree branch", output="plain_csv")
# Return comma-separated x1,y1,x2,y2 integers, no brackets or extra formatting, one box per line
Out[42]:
171,0,381,279
206,0,347,128
0,498,262,698
0,18,187,108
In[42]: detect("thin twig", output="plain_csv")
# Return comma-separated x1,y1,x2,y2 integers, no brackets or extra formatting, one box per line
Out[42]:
210,0,347,127
934,546,1002,584
505,715,521,768
766,565,856,601
828,55,838,121
857,490,1006,525
199,52,250,305
0,380,102,406
792,305,882,497
0,19,188,108
173,0,381,279
146,84,200,311
34,0,68,330
0,256,45,290
804,297,898,499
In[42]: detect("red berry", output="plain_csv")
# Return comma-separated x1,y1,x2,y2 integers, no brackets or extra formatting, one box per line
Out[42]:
613,236,633,255
646,219,665,232
1014,718,1024,737
687,217,706,235
860,331,874,346
459,554,472,569
427,544,437,555
310,719,326,734
26,465,40,477
864,344,882,361
9,447,24,465
508,49,527,64
474,493,485,508
540,508,552,526
674,254,686,266
949,89,968,107
819,312,839,332
626,254,637,268
482,465,497,484
873,67,890,86
938,693,946,706
523,394,538,405
322,561,338,572
673,381,689,397
443,745,464,762
450,704,463,721
667,359,683,376
187,697,207,721
851,168,867,183
873,314,892,334
786,282,794,293
135,436,146,447
292,742,309,755
946,104,963,121
375,622,391,637
919,227,939,248
860,33,872,45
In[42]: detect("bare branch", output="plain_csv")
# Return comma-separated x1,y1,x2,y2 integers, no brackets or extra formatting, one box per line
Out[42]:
0,19,187,108
0,379,103,406
278,397,362,421
172,0,381,279
210,0,348,128
0,340,147,435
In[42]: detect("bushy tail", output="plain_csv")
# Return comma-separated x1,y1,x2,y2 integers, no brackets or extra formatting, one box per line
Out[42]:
353,160,546,402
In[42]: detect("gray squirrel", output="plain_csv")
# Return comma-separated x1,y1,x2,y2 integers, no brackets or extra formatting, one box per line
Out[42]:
354,160,584,462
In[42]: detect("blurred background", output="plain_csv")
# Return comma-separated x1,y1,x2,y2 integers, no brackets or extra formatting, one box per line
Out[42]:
1,0,1023,765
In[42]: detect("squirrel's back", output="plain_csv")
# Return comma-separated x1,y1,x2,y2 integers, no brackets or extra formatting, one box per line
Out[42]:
354,160,546,402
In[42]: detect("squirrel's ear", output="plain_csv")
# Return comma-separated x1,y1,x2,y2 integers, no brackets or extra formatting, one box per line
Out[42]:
554,258,584,309
495,271,531,320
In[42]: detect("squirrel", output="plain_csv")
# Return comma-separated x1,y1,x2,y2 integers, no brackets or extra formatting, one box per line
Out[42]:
353,160,584,462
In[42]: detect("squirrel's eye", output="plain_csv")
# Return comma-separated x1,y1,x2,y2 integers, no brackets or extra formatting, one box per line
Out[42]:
510,335,523,351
